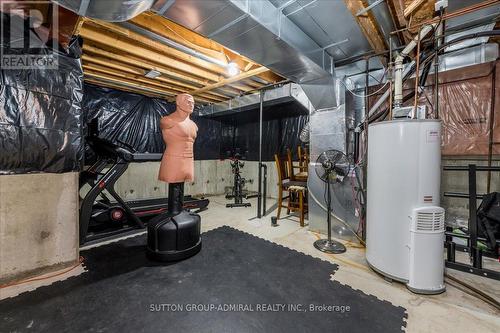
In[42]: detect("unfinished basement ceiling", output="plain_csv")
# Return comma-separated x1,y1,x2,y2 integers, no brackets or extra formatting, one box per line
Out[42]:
154,0,393,74
71,0,500,105
267,0,375,62
76,11,284,105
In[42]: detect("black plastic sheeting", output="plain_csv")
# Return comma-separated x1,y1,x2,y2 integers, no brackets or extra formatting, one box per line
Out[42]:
83,85,307,162
83,84,174,153
0,12,84,174
214,101,309,161
82,84,223,161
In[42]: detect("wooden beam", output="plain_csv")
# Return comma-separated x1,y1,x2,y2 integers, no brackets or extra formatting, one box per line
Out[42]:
404,0,427,17
82,55,230,101
191,67,269,96
218,87,242,97
344,0,388,66
85,78,173,100
244,63,254,72
132,12,284,85
82,62,225,103
72,16,86,36
84,19,229,77
241,79,262,89
130,12,229,64
230,82,257,92
256,70,283,84
82,43,214,88
85,71,174,97
84,70,216,104
390,0,408,28
85,78,210,106
386,0,408,44
79,23,222,82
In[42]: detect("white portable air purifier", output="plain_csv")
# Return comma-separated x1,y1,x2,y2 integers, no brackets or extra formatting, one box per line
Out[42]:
407,206,446,294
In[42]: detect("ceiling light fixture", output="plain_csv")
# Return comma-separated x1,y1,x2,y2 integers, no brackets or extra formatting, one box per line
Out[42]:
227,62,240,77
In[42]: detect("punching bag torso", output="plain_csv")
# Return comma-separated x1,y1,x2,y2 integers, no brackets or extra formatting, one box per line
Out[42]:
158,113,198,183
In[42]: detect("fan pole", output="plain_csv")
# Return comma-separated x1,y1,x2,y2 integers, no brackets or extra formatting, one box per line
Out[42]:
313,169,347,254
327,175,332,241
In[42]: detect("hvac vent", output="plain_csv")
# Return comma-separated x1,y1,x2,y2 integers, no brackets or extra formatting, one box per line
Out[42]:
411,208,445,233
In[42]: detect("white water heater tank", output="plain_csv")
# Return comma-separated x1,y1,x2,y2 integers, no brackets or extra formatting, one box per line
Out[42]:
366,119,445,294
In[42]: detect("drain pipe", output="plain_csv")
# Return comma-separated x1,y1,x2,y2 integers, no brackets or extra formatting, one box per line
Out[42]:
393,55,404,108
366,23,438,119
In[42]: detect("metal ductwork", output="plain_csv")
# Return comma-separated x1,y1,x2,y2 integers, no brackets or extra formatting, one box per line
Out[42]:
198,83,312,116
53,0,155,22
157,0,339,110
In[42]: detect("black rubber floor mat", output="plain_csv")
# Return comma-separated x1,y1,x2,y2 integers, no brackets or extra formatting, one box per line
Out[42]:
0,226,407,332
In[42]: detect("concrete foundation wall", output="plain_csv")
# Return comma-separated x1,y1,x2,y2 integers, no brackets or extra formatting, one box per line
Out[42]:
441,157,500,223
86,157,490,233
0,173,79,284
110,160,279,200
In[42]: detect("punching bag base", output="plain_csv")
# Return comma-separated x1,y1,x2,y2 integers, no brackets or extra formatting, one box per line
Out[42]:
146,210,202,262
147,237,201,262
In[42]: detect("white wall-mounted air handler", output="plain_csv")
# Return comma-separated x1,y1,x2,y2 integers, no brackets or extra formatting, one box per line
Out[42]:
366,119,445,294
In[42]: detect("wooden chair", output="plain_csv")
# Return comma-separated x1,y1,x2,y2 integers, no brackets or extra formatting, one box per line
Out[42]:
274,153,308,226
298,146,309,172
289,148,308,182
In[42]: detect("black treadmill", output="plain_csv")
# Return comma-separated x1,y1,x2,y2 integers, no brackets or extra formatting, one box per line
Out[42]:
79,137,209,245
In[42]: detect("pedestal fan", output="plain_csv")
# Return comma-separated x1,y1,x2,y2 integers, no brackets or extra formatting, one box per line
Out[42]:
313,150,350,254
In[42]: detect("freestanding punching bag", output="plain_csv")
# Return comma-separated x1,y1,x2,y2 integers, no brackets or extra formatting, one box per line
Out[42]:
147,183,202,261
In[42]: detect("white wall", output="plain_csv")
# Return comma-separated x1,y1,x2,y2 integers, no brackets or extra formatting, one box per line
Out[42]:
0,173,79,284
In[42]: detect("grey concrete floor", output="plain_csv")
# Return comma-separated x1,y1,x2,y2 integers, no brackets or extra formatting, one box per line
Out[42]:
2,195,500,333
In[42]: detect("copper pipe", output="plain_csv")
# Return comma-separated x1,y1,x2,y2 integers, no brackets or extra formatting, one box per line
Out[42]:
390,0,499,35
389,37,393,119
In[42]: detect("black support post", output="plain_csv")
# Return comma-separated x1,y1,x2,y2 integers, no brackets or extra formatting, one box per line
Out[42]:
262,164,267,216
468,164,479,268
257,90,264,218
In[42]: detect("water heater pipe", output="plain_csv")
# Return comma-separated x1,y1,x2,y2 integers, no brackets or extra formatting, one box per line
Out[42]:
368,23,438,117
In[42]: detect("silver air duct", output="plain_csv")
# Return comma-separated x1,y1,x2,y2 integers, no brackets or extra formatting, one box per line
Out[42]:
52,0,155,22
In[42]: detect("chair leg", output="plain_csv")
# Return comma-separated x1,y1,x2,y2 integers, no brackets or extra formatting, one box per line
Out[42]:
286,191,291,215
277,189,282,219
299,191,304,227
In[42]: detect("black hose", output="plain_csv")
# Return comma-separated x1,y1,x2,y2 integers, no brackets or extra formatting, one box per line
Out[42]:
419,57,433,89
439,30,500,53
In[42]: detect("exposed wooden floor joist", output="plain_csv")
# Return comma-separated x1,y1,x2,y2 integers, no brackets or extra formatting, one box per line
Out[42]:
75,12,284,105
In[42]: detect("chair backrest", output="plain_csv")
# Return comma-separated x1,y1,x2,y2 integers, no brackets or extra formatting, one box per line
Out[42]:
298,146,304,161
298,146,309,168
274,153,290,185
286,148,295,180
